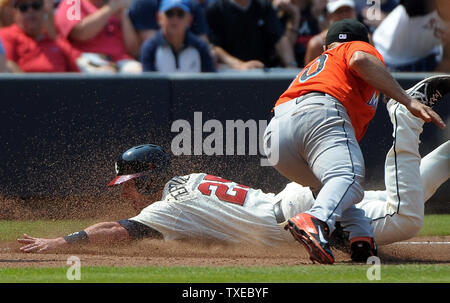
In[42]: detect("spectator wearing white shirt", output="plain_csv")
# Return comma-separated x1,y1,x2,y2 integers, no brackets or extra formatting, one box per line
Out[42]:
372,0,450,72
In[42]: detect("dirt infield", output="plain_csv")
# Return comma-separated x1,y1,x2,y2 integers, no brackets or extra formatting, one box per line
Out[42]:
1,236,449,268
1,195,449,268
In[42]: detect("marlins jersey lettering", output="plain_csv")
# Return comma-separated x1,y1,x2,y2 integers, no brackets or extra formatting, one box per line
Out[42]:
275,41,385,141
129,173,293,245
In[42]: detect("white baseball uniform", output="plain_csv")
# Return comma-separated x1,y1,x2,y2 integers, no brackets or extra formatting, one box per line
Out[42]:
129,173,293,246
130,102,449,246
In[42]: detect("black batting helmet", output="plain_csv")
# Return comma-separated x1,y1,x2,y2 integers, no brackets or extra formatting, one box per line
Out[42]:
108,144,169,187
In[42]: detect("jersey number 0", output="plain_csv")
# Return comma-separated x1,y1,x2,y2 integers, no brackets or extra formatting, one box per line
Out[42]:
299,54,328,83
198,175,249,206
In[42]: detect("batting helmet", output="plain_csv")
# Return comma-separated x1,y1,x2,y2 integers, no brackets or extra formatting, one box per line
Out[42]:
108,144,169,188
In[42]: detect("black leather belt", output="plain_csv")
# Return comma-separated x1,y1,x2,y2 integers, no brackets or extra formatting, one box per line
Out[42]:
268,91,326,121
273,200,286,224
269,92,325,120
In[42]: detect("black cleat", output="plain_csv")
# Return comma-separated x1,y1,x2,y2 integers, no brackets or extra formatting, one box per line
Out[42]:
350,237,377,263
406,74,450,108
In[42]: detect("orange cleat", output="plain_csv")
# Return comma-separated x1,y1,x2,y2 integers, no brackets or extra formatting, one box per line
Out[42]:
285,213,335,264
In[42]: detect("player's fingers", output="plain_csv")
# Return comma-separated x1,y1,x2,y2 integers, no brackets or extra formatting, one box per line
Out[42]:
23,247,38,253
18,236,37,243
17,238,36,244
21,244,39,253
23,234,36,240
19,242,36,250
418,107,432,122
24,244,45,253
428,109,446,129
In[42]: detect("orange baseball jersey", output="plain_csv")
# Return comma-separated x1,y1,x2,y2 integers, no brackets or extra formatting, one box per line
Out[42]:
275,41,385,141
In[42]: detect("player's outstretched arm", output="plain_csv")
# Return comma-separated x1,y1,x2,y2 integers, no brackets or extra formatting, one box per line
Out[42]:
349,51,446,129
17,221,130,253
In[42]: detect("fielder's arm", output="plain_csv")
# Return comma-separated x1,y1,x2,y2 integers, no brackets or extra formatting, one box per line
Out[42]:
349,51,446,129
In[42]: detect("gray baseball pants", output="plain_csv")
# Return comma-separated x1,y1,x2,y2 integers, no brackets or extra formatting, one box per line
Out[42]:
264,92,373,238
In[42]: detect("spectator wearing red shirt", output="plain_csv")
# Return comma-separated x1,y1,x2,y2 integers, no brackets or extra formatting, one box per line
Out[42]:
55,0,142,73
0,0,81,72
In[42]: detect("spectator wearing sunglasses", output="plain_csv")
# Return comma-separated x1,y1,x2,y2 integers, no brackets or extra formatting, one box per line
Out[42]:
0,0,81,72
54,0,143,73
140,0,215,72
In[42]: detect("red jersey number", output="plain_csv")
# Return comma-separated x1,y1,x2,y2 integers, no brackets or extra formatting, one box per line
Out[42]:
198,175,249,206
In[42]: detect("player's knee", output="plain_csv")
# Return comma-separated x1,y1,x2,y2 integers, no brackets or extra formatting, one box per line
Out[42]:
355,185,364,201
350,180,365,203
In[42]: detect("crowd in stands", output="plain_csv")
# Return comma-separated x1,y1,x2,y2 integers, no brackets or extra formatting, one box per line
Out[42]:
0,0,448,73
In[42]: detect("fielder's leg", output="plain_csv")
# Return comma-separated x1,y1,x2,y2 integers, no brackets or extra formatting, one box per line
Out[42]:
300,97,367,244
266,95,369,264
264,96,367,232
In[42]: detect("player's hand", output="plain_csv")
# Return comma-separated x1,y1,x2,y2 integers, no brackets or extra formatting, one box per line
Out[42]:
17,234,66,253
406,99,446,129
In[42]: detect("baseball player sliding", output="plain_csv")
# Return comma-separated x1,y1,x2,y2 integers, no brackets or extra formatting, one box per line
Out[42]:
18,77,449,264
263,18,446,264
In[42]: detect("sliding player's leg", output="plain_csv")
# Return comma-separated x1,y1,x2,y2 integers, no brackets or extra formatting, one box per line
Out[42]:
356,100,433,245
